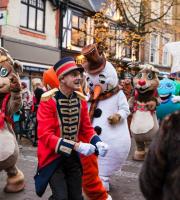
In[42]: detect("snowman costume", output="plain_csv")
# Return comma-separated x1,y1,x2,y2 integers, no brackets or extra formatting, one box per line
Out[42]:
86,61,131,191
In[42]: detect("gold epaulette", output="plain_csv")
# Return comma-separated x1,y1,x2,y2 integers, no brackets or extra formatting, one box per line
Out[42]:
74,90,87,101
41,88,58,101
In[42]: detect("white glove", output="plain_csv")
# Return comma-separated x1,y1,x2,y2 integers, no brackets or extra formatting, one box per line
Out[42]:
96,142,109,157
172,95,180,103
76,142,96,156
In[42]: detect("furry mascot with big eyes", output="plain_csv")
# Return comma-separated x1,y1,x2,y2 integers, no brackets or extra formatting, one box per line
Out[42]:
82,44,131,192
0,47,25,192
129,64,160,161
157,78,180,122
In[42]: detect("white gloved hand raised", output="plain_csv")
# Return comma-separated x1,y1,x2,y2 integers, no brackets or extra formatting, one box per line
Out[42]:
96,142,109,157
172,95,180,103
75,142,96,156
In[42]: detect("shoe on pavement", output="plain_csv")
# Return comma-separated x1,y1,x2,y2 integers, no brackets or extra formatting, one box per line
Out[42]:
101,176,110,191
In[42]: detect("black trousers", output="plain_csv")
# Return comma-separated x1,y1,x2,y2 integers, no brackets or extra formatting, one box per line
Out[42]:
49,151,83,200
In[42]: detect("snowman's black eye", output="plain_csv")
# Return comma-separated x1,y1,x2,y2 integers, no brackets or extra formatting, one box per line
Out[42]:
100,80,105,84
0,67,9,77
99,74,106,84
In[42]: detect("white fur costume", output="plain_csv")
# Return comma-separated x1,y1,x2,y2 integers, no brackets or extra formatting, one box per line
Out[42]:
87,61,131,190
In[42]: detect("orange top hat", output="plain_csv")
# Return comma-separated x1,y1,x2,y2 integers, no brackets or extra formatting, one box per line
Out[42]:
43,67,59,89
81,44,106,75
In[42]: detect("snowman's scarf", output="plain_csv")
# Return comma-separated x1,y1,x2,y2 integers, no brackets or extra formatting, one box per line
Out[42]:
89,85,121,122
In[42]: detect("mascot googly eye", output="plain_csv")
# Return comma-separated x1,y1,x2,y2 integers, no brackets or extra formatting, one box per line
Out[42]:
147,72,154,80
136,72,142,79
166,82,174,90
0,66,10,77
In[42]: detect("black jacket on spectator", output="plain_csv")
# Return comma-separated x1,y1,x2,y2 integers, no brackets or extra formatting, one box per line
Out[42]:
139,111,180,200
34,87,44,105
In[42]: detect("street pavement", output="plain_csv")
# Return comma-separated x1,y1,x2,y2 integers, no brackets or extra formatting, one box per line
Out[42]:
0,138,145,200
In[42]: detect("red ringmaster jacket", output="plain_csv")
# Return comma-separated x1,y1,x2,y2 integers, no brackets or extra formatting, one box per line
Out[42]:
37,90,100,169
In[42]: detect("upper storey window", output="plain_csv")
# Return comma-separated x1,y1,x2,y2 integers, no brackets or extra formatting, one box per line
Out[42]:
150,34,159,64
20,0,45,33
71,13,86,47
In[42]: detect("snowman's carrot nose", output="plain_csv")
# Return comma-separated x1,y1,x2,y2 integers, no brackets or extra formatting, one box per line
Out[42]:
93,85,102,100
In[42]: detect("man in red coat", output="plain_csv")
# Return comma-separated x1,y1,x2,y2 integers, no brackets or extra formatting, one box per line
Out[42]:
35,57,108,200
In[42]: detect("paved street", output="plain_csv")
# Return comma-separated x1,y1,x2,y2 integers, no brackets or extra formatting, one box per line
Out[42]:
0,138,145,200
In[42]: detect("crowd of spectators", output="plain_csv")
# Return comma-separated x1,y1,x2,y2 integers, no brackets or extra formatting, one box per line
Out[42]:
13,78,45,146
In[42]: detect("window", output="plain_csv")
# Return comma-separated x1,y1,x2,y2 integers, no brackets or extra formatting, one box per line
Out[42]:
20,0,45,33
109,25,116,57
106,1,116,18
150,34,159,64
63,10,92,49
162,37,170,66
151,0,160,19
164,3,173,24
124,46,131,58
86,17,94,45
62,9,71,49
71,13,86,47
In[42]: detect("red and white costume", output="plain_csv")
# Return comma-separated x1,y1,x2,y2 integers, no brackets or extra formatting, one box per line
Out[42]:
37,92,99,169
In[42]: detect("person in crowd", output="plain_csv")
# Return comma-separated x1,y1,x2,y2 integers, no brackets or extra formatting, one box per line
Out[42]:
42,66,112,200
34,57,109,200
32,78,45,109
119,79,125,88
13,110,22,139
20,82,33,135
31,78,45,146
21,82,33,111
123,72,134,100
139,111,180,200
121,73,134,136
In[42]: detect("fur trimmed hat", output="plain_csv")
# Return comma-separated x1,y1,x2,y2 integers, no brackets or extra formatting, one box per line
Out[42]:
53,57,84,79
81,44,106,75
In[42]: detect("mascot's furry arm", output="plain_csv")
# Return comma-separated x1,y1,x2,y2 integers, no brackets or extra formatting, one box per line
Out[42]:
8,61,23,115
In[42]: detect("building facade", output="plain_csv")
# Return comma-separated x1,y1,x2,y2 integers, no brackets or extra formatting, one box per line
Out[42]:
139,0,180,73
0,0,180,87
0,0,60,88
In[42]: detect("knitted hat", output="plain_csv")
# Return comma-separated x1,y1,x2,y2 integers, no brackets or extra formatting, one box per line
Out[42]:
81,44,106,75
53,57,84,79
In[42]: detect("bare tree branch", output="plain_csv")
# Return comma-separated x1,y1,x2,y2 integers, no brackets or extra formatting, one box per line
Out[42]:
142,0,174,27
